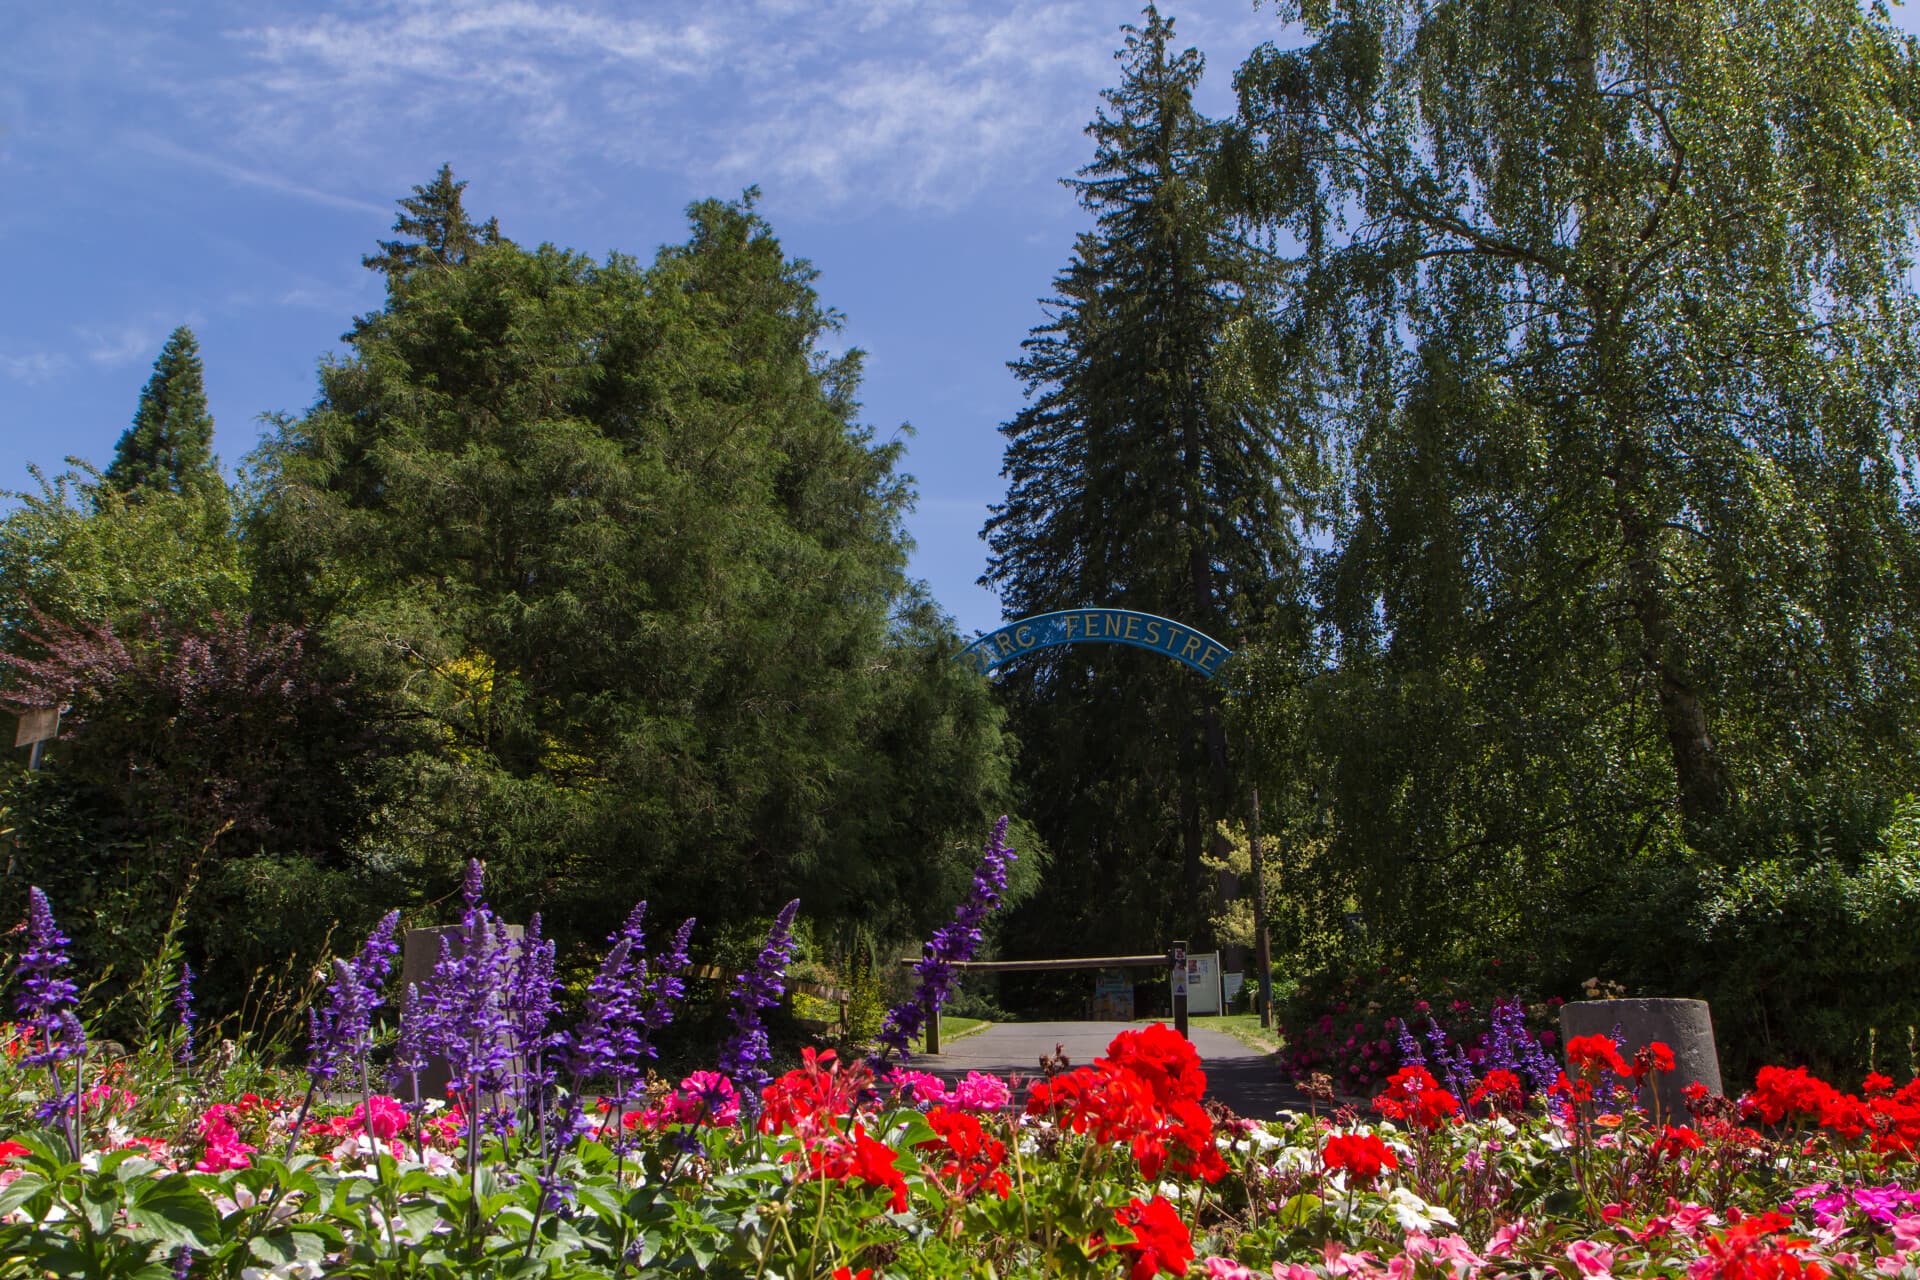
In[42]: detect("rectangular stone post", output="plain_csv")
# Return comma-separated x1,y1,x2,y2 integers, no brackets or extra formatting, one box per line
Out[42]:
400,922,523,1104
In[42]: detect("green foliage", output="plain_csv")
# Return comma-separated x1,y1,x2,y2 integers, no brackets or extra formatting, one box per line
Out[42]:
102,326,224,504
248,180,1014,951
0,466,245,636
1220,0,1920,1003
985,8,1321,959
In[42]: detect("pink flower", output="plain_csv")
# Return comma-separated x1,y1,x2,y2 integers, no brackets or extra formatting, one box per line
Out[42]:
681,1071,741,1126
347,1095,409,1140
887,1069,949,1106
194,1107,256,1172
1566,1240,1614,1280
1486,1220,1528,1258
1430,1235,1486,1275
1324,1240,1384,1278
1204,1261,1258,1280
952,1072,1012,1112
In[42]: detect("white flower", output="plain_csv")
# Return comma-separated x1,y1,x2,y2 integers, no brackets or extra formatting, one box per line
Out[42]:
1267,1144,1320,1174
1388,1186,1458,1232
241,1261,326,1280
1245,1125,1287,1149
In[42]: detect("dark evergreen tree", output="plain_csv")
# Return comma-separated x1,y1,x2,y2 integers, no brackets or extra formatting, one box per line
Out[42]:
251,180,1014,949
982,7,1319,964
103,326,221,500
361,162,505,289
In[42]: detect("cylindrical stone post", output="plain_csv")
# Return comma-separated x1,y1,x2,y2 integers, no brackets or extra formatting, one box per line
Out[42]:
400,923,524,1103
1559,998,1722,1119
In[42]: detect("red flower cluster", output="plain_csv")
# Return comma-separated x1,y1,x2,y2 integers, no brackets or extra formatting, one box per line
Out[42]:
1741,1065,1920,1154
1697,1211,1827,1280
1565,1034,1631,1078
916,1105,1011,1200
1468,1068,1525,1114
1370,1065,1461,1129
1321,1132,1398,1187
1106,1195,1194,1280
1654,1124,1705,1158
801,1122,910,1213
1026,1024,1226,1182
1632,1041,1677,1080
760,1048,869,1142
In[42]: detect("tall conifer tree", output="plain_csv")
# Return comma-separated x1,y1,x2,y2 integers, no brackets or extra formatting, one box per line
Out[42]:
361,163,505,289
103,326,221,500
983,7,1318,958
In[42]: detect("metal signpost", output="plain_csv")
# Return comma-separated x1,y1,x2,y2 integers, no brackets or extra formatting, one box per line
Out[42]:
14,708,58,772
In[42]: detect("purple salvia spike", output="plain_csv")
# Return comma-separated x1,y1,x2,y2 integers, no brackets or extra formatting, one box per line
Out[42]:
874,819,1016,1064
718,899,800,1109
175,963,195,1068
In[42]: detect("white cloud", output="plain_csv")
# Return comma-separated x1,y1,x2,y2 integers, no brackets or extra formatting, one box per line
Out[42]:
0,351,72,384
137,136,391,217
179,0,1278,213
79,324,167,369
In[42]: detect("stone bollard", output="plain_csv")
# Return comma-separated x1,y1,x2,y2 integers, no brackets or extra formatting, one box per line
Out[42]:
1559,998,1722,1120
400,923,524,1103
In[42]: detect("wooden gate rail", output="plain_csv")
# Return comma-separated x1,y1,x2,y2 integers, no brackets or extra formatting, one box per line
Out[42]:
898,941,1188,1052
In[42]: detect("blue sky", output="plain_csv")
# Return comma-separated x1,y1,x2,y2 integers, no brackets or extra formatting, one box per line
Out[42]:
4,1,1916,639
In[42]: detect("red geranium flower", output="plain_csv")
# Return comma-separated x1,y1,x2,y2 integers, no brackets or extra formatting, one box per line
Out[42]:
917,1106,1011,1200
1321,1132,1398,1187
1469,1068,1525,1113
803,1122,909,1213
1108,1195,1194,1280
1631,1041,1677,1080
1371,1065,1461,1130
1564,1035,1630,1078
1653,1125,1704,1158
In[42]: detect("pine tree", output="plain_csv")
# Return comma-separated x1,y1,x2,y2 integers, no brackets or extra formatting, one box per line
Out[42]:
361,163,505,288
103,326,221,500
983,7,1319,956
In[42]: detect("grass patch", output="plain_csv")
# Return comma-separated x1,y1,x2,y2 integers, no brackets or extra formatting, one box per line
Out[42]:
1140,1013,1281,1054
914,1015,990,1052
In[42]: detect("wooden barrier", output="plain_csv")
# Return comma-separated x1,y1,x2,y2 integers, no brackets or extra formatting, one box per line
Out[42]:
895,946,1190,1049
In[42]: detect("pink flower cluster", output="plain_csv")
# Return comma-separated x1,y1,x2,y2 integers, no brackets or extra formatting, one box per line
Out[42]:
195,1102,259,1172
880,1069,1012,1112
640,1071,742,1128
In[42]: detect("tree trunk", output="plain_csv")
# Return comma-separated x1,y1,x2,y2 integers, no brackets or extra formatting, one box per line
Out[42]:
1616,476,1728,831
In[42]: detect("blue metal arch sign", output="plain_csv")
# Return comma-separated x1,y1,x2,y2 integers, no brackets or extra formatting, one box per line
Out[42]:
958,609,1233,680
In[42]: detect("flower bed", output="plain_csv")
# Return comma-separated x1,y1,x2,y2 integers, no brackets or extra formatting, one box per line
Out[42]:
3,827,1919,1277
6,1017,1920,1278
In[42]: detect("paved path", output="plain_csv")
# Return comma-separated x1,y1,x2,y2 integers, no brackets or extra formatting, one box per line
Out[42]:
912,1021,1310,1120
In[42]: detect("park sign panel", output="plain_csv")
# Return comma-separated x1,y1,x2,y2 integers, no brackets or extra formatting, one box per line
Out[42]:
957,608,1233,680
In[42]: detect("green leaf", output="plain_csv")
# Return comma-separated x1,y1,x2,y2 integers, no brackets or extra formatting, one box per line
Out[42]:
125,1175,221,1250
0,1173,49,1219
